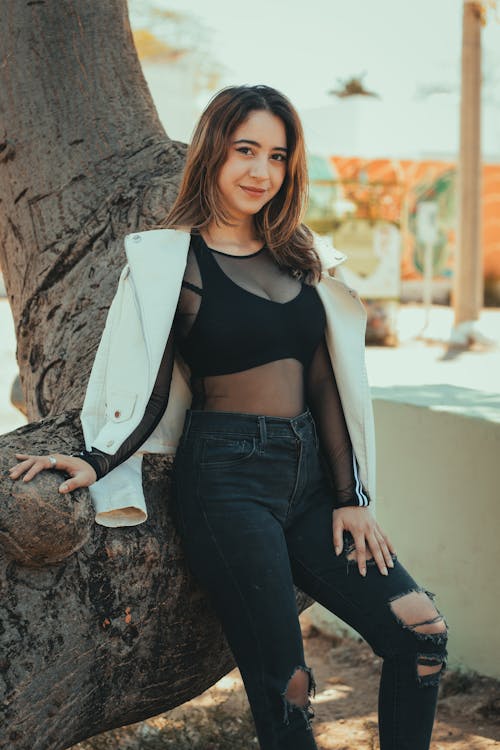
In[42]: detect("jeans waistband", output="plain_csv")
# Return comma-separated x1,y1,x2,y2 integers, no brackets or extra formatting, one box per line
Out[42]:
182,407,315,441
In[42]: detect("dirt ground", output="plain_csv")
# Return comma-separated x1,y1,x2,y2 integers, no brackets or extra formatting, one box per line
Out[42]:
74,610,500,750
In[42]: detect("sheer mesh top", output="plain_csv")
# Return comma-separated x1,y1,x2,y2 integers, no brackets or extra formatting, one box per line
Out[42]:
78,232,370,507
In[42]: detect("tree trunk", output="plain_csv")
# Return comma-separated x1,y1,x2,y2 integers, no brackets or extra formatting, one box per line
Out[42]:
0,4,312,748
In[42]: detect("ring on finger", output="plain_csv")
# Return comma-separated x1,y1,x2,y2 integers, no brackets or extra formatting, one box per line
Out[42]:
47,456,57,469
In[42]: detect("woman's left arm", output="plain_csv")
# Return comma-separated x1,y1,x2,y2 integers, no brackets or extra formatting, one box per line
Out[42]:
306,335,396,576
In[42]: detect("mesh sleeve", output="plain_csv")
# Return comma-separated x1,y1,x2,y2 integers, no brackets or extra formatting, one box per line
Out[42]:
306,335,371,508
76,328,176,480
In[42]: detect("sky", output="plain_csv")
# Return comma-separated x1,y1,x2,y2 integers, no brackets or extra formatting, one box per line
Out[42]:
154,0,500,112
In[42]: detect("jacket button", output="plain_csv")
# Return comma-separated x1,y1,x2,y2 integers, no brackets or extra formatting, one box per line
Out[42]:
106,440,114,447
132,234,141,242
114,410,121,418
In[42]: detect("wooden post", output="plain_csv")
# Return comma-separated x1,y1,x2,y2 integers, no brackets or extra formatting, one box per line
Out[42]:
451,1,484,345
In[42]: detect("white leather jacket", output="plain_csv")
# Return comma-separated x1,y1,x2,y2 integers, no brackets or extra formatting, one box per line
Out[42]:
80,228,376,527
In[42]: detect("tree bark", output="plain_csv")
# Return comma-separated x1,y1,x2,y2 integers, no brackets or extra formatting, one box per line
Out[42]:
0,3,313,748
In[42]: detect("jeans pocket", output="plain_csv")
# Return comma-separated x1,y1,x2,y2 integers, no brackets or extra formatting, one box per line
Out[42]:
199,435,257,469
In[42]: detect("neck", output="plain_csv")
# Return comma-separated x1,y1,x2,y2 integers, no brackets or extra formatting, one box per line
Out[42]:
205,218,261,248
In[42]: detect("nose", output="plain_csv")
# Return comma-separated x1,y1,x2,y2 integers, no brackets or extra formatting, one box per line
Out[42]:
248,155,270,180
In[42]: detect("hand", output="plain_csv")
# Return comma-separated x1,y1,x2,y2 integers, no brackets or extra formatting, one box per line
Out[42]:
332,506,396,577
8,453,97,493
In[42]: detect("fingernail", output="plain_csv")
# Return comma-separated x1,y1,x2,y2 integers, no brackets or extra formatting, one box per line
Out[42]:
382,567,388,576
60,484,68,491
388,560,395,568
360,568,366,577
335,546,341,556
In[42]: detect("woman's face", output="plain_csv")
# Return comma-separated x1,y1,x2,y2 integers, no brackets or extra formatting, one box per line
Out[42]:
216,109,288,222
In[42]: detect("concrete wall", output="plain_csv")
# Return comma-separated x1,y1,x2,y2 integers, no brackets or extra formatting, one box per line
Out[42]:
308,385,500,679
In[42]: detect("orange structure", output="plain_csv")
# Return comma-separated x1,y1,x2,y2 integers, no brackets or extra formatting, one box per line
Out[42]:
329,156,500,287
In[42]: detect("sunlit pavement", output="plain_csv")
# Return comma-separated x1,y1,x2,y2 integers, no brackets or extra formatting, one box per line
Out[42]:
366,304,500,395
1,299,499,438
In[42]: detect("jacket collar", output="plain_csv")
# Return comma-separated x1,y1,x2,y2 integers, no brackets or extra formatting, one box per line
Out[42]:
124,226,347,274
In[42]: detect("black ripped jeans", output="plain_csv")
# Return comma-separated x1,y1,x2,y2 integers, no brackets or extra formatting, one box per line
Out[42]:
171,407,448,750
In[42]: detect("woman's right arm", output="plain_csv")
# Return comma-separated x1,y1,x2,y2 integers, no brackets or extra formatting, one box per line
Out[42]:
9,329,176,493
8,328,175,492
77,242,204,481
9,245,203,492
75,326,176,480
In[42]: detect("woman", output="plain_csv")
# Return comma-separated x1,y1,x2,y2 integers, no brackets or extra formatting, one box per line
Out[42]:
9,84,448,750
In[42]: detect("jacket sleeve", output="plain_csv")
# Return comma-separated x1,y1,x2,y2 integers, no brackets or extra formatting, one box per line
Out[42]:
306,334,371,508
76,243,204,481
75,328,176,480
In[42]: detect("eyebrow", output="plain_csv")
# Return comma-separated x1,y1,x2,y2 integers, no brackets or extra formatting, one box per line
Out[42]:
233,138,288,153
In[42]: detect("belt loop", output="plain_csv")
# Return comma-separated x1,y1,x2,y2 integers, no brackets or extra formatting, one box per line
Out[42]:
258,416,267,448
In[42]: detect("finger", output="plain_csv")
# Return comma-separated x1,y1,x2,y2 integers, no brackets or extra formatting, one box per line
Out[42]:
22,461,47,482
376,533,395,568
354,533,367,576
367,533,389,576
9,458,36,477
59,478,78,493
332,512,344,555
11,453,33,469
386,535,397,555
377,525,397,555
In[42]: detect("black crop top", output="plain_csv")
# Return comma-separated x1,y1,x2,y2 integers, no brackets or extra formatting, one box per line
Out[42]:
77,232,371,508
177,233,326,377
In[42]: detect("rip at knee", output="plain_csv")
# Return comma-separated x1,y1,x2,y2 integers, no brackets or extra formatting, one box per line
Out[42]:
388,589,448,686
388,589,448,640
416,653,447,685
280,665,316,730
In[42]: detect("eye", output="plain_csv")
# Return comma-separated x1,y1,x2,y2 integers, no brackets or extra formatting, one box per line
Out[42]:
235,146,287,162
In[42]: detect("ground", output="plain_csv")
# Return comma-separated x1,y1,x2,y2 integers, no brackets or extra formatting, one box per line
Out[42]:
73,610,500,750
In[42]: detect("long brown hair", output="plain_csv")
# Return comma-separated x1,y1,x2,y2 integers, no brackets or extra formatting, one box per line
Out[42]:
156,84,322,284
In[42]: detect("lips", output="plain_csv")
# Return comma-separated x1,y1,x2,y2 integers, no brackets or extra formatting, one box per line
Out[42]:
240,186,266,196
